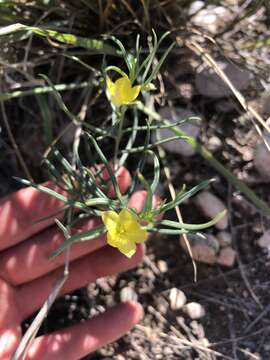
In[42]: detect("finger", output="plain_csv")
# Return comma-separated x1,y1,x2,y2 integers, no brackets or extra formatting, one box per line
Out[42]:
0,188,149,286
0,182,65,252
0,218,105,286
0,278,21,359
26,301,142,360
0,166,131,252
0,327,21,360
98,164,131,198
18,244,144,320
128,190,161,212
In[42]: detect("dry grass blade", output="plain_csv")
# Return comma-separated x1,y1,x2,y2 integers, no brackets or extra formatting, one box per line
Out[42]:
158,145,197,282
11,273,68,360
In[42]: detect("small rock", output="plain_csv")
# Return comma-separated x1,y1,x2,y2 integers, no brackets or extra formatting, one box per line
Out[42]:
191,5,232,34
115,356,125,360
120,287,138,302
189,1,204,16
253,135,270,180
196,62,252,98
195,191,228,230
180,234,218,264
257,230,270,250
156,107,200,157
207,136,222,152
183,302,206,319
191,244,217,264
206,234,220,252
169,288,187,311
157,260,168,273
217,231,232,247
217,247,236,267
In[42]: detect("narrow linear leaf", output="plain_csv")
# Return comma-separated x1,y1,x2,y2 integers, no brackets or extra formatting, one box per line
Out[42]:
52,224,106,257
0,82,90,102
0,23,118,55
156,210,227,230
85,132,123,203
148,228,188,235
138,172,153,214
160,179,213,213
14,177,87,210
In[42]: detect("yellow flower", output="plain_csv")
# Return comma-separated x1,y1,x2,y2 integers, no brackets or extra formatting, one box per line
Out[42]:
106,74,141,107
102,208,148,258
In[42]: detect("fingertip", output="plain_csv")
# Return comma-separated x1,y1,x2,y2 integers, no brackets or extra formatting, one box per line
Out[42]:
121,300,144,324
117,166,132,194
107,166,132,197
128,190,161,213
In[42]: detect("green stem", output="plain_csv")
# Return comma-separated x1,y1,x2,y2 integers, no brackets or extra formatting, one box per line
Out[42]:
0,82,90,102
113,109,125,170
137,102,270,217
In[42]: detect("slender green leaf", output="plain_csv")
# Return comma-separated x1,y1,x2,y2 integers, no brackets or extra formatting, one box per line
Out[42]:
84,132,123,203
160,179,213,213
0,82,90,102
52,224,106,257
156,210,227,230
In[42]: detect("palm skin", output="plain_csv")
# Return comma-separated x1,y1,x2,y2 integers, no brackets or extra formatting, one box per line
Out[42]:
0,167,149,360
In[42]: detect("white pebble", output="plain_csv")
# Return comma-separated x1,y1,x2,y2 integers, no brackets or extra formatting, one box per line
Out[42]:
207,136,222,151
120,287,138,302
183,302,206,319
191,5,232,34
169,288,187,311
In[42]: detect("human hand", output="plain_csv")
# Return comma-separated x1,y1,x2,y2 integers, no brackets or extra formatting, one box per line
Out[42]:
0,167,148,360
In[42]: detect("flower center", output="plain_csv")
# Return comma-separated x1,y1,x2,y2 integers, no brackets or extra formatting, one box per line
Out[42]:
116,223,127,236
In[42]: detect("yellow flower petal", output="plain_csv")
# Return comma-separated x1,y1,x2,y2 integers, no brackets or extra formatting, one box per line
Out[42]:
106,74,141,107
107,232,136,258
107,231,119,248
126,84,141,103
117,234,137,258
101,211,118,235
119,208,137,227
106,77,115,96
119,209,148,244
102,208,147,258
123,226,148,244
